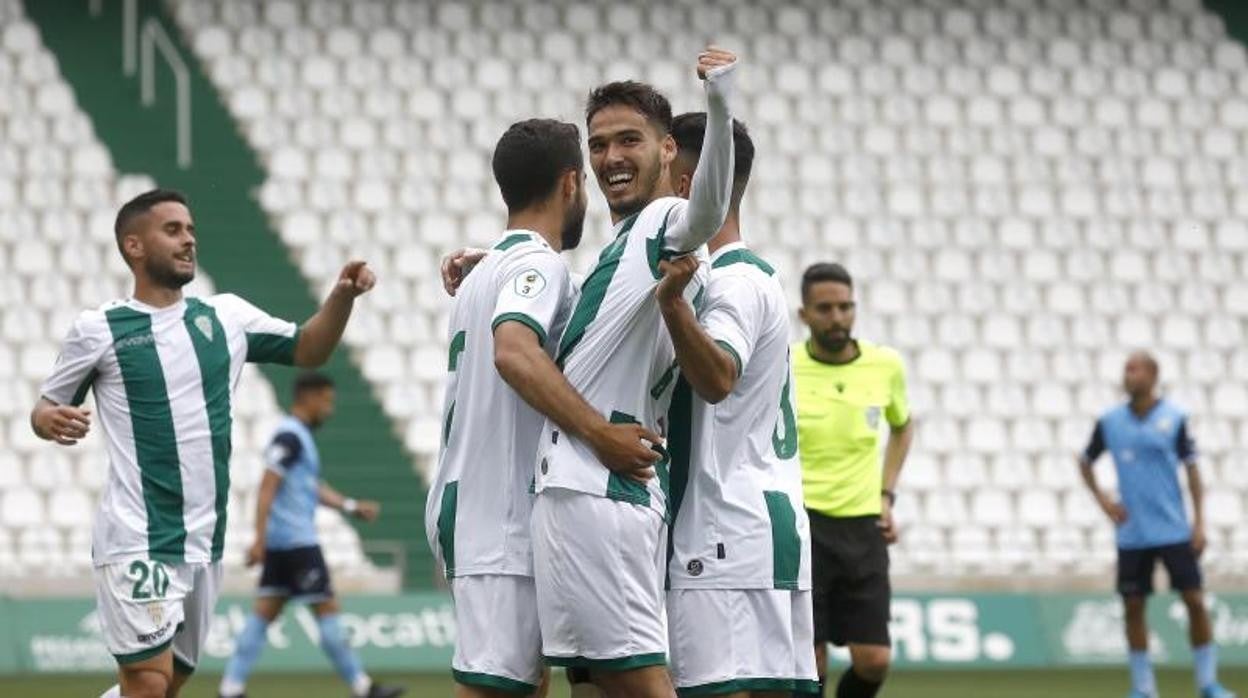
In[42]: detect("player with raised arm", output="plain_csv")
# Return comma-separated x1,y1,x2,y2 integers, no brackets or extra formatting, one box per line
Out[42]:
655,114,818,698
528,47,738,698
218,372,403,698
31,189,373,698
427,119,661,698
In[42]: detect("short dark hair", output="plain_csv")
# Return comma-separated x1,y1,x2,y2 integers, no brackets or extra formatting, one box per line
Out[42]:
801,262,853,301
114,188,189,261
293,371,334,399
585,80,672,134
492,119,583,211
670,112,754,206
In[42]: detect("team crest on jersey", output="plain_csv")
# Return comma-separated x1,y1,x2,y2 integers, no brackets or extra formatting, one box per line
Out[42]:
193,315,213,341
865,406,881,429
145,602,164,626
514,269,546,298
686,559,703,576
1155,416,1172,432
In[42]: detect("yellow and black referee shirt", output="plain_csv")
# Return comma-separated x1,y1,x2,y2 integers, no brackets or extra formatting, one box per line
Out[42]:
792,339,910,518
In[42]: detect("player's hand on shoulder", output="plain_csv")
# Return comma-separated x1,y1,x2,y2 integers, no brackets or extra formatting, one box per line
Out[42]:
36,403,92,446
355,500,381,522
655,256,699,306
336,260,376,298
440,247,490,297
697,45,738,80
588,422,663,483
245,540,265,568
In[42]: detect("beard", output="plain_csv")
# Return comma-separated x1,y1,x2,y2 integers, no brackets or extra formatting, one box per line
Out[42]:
606,157,663,219
561,198,587,250
813,328,852,355
145,255,194,290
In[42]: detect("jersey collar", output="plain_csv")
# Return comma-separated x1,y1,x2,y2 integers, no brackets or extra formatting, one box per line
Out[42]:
709,241,748,265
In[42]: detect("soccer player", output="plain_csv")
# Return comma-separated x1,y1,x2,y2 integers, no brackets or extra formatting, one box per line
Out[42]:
1079,352,1235,698
30,189,374,698
427,118,662,698
218,371,403,698
792,263,915,698
655,113,817,698
529,48,739,698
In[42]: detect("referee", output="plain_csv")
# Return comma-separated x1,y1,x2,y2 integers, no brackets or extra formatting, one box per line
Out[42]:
792,263,914,698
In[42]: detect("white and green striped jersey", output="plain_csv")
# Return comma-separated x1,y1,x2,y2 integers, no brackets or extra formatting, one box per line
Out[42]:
426,231,575,579
40,294,299,566
533,64,738,520
667,243,812,590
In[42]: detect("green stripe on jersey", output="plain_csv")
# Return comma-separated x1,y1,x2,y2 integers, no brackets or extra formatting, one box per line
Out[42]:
645,204,680,279
493,233,531,251
106,306,186,562
712,248,775,275
184,299,233,561
492,312,547,345
436,480,458,579
246,330,298,365
556,213,638,367
70,367,98,406
447,330,466,371
664,378,694,586
764,490,801,590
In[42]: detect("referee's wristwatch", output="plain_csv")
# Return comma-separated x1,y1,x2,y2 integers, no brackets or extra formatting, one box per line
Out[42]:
881,489,897,506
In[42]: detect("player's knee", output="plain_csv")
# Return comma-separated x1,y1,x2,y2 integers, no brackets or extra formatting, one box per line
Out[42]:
852,647,891,682
1181,589,1206,612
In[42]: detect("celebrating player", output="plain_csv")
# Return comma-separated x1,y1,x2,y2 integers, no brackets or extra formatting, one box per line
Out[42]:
656,114,819,697
31,189,374,698
793,263,915,698
427,118,660,698
1079,352,1235,698
218,372,403,698
528,47,737,698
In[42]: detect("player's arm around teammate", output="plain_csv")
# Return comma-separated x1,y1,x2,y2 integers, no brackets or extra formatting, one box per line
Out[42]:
655,255,736,402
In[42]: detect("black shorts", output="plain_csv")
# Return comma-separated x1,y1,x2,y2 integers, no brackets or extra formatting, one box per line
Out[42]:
259,545,335,602
809,511,891,647
1117,541,1202,597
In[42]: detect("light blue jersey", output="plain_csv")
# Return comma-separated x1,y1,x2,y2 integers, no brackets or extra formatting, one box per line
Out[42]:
264,415,321,550
1082,398,1197,550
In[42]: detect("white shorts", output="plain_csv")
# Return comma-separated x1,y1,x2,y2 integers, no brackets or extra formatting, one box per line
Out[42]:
93,558,222,672
532,488,668,670
451,574,543,694
668,588,819,694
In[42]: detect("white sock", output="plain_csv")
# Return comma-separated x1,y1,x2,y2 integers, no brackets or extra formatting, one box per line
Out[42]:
99,685,122,698
218,677,247,697
351,673,372,697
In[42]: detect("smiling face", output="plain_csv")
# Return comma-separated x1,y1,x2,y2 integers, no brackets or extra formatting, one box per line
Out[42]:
122,201,197,289
587,105,675,219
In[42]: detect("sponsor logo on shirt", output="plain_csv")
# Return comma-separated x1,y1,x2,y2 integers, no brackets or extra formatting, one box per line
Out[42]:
686,559,703,576
114,333,155,351
1155,416,1172,432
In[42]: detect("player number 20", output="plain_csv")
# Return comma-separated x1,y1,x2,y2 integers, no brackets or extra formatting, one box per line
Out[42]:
129,560,171,600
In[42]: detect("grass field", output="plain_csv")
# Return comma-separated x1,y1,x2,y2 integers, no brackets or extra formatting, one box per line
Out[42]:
2,669,1244,697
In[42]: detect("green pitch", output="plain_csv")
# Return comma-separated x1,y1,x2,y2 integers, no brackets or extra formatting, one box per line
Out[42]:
1,669,1243,696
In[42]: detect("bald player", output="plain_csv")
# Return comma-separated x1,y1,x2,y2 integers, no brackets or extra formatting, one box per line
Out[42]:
1078,351,1234,698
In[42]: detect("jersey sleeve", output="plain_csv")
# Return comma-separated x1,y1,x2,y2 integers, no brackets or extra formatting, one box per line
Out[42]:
219,294,301,365
700,274,761,378
40,312,107,406
264,431,304,477
1175,417,1197,464
1081,420,1106,464
884,353,911,428
652,64,737,255
490,250,570,345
